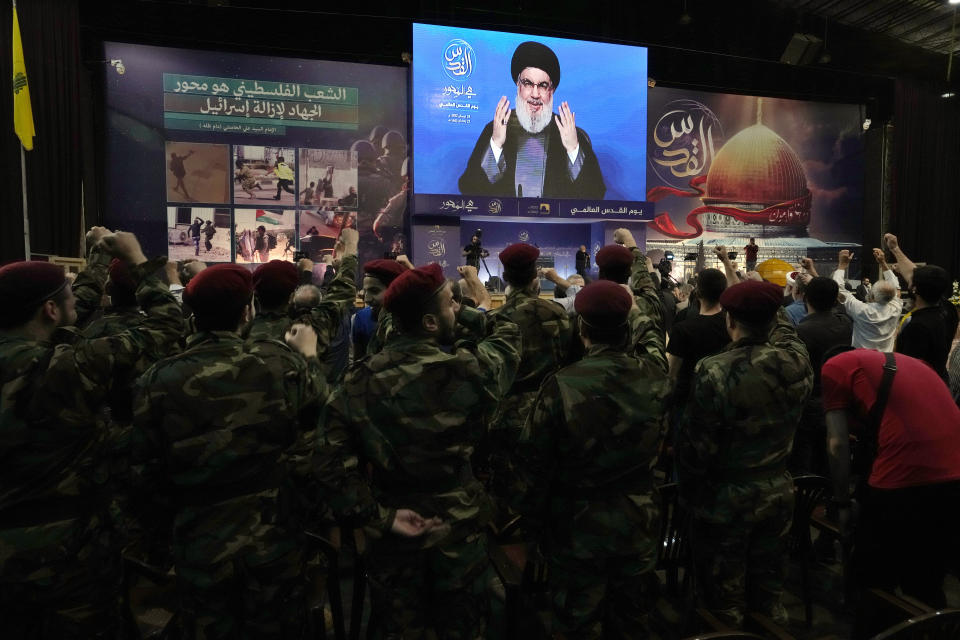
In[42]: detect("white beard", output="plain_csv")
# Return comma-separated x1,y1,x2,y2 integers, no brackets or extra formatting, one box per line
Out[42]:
515,89,552,134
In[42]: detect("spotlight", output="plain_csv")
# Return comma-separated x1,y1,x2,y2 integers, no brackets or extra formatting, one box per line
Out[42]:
942,91,956,98
862,118,871,131
950,0,960,5
109,59,125,75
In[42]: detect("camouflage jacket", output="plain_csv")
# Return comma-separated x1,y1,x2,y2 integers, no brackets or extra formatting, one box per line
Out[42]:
72,246,112,328
0,260,182,578
313,306,521,550
510,300,669,564
627,247,669,369
294,254,358,357
365,308,395,357
486,287,573,434
677,310,814,522
244,309,293,343
132,331,307,568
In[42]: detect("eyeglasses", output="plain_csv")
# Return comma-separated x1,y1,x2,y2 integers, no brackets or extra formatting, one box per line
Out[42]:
517,77,553,93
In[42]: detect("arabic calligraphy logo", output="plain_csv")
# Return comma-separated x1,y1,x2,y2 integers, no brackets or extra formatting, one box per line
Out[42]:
488,199,502,215
13,72,28,95
518,230,530,242
443,39,475,81
649,99,724,190
428,239,446,257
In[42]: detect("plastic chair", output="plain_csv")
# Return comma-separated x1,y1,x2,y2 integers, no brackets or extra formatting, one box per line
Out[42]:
787,474,830,626
869,609,960,639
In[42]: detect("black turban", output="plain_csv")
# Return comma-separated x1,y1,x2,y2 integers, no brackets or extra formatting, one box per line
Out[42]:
511,41,560,89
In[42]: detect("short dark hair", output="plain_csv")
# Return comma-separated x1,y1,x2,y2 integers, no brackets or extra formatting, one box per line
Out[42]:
805,277,839,312
0,285,70,329
912,265,950,303
393,285,446,335
194,301,247,332
729,313,774,338
579,317,629,348
697,268,727,304
598,265,630,285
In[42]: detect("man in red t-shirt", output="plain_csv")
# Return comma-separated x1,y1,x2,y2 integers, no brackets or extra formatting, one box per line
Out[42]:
822,349,960,637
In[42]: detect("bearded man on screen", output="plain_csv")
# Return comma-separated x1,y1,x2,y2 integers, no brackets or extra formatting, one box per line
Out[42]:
458,41,606,199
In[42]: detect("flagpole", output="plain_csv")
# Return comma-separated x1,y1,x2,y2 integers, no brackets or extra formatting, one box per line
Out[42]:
20,144,30,259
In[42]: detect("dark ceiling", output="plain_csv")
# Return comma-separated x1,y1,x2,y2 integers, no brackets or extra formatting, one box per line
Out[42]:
78,0,960,120
778,0,959,56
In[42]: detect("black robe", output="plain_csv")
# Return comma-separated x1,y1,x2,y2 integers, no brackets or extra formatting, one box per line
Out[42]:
457,112,606,199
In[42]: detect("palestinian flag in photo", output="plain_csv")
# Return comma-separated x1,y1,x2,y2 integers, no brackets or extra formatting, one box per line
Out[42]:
256,209,283,225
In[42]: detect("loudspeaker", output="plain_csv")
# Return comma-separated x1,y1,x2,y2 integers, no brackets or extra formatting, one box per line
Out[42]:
780,33,823,66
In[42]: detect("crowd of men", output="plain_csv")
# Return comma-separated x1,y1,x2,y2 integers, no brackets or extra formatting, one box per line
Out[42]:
1,226,959,639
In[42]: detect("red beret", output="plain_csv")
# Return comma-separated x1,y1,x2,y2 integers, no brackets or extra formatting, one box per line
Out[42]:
184,263,254,321
382,263,446,315
363,259,407,286
253,260,299,307
108,258,137,300
0,261,68,323
575,280,633,329
720,280,783,324
499,243,540,270
595,245,634,272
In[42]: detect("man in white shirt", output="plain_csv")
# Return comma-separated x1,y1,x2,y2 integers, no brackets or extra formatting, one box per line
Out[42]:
831,248,902,351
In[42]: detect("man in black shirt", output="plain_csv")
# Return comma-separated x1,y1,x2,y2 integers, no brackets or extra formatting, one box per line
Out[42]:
575,244,590,277
897,266,956,383
884,233,958,383
791,271,852,474
667,268,730,408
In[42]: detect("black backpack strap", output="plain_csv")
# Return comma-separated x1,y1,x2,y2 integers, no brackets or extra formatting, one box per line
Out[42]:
859,352,898,480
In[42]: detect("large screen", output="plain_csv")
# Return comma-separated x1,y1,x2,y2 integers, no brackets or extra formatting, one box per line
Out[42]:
103,42,408,269
412,24,649,220
644,86,864,280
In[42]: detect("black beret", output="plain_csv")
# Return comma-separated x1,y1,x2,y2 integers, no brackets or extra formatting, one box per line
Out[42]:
511,41,561,89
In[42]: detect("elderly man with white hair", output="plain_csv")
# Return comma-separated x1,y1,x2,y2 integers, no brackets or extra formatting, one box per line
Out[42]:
830,247,902,351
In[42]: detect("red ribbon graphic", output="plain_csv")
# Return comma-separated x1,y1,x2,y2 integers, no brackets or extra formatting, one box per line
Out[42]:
647,175,811,239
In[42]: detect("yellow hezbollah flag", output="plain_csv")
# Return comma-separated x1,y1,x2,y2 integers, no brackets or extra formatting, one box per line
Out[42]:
12,3,35,150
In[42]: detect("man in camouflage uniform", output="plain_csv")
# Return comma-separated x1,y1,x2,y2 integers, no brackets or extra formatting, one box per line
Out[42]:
131,263,320,639
482,243,572,516
0,230,183,638
677,279,814,627
314,263,521,638
352,258,408,358
510,253,669,638
592,234,667,366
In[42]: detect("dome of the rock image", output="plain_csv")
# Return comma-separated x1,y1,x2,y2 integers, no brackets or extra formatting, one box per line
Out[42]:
702,123,809,209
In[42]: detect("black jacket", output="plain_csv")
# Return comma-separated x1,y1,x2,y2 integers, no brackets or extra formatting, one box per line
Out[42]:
457,112,605,199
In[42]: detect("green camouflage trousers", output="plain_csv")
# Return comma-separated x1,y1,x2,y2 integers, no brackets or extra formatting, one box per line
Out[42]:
365,531,490,639
547,554,657,639
692,479,794,627
176,545,309,639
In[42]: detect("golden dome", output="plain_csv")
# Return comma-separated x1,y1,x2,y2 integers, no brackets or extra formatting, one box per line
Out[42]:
703,123,808,208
